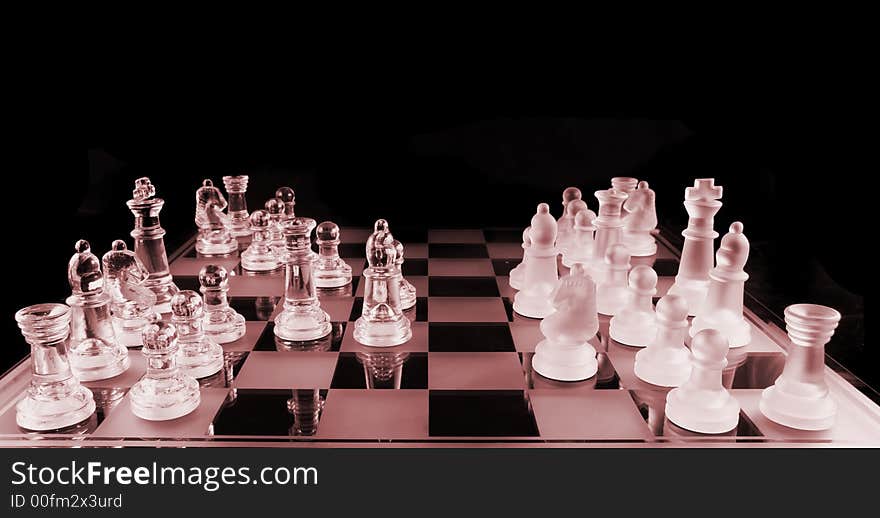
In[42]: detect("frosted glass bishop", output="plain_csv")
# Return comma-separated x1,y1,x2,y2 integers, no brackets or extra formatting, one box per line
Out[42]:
194,179,238,255
102,239,160,347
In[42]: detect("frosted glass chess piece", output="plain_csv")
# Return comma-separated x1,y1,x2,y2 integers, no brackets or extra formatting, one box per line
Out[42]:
665,328,740,434
394,238,417,310
622,181,658,257
513,204,559,318
353,220,413,346
508,227,530,291
555,187,583,253
596,244,632,316
690,222,751,347
313,221,353,288
14,303,96,431
611,176,639,195
275,186,296,219
126,177,179,313
668,178,723,316
588,188,628,282
264,198,286,253
561,210,596,267
102,239,160,347
129,321,201,420
240,210,282,272
759,304,841,431
609,265,658,346
558,200,596,262
633,294,691,386
199,264,246,343
194,179,238,255
531,264,599,381
65,240,131,381
274,217,332,341
222,174,252,237
170,290,224,378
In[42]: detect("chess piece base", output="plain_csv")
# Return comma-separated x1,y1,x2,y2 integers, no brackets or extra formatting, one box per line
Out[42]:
130,375,201,421
240,250,282,272
195,236,239,256
665,388,740,434
274,308,332,342
532,340,598,381
633,348,692,387
353,317,412,347
609,313,657,347
666,278,709,316
690,315,752,348
68,339,131,382
513,290,555,319
112,315,158,348
759,385,837,431
314,259,353,288
144,278,178,312
204,313,246,344
177,342,224,379
623,231,657,257
16,384,96,431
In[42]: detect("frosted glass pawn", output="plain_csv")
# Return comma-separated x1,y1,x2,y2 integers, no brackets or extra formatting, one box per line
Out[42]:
596,244,632,316
275,186,296,220
130,321,200,421
394,239,417,310
222,175,252,237
588,188,628,282
194,179,238,255
561,210,596,267
102,239,160,347
200,264,246,343
314,221,353,288
274,218,332,341
171,291,224,379
622,181,658,256
532,264,599,381
665,328,740,434
555,187,583,253
513,203,559,319
264,198,286,253
759,304,841,430
668,178,723,316
66,240,131,381
691,222,751,347
353,220,412,346
508,227,530,291
633,294,691,387
609,265,658,346
241,210,282,272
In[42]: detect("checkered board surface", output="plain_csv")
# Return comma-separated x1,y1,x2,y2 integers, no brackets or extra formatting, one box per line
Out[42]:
2,228,879,445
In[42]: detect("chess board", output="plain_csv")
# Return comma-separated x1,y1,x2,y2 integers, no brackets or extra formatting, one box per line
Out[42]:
1,227,878,447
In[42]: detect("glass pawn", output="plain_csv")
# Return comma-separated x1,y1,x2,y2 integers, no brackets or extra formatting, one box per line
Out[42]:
313,221,353,288
241,210,282,272
171,290,224,379
199,264,246,343
130,321,201,421
275,186,296,219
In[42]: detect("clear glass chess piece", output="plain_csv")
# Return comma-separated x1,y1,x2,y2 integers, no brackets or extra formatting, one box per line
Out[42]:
171,290,224,379
14,304,96,431
222,175,252,237
275,186,296,219
273,217,333,341
353,220,413,346
195,179,239,256
313,221,353,288
102,239,160,347
126,177,179,313
356,352,411,389
287,389,323,436
241,210,283,272
130,321,201,421
199,264,246,343
65,240,131,381
393,238,417,310
264,198,286,253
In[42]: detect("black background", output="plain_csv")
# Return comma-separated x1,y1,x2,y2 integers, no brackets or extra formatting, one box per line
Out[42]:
3,86,869,388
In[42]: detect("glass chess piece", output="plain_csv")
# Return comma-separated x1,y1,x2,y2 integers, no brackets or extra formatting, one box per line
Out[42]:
561,210,597,268
356,352,411,389
507,226,530,291
621,181,658,257
353,220,413,346
130,321,201,421
633,294,692,387
199,264,246,343
65,240,131,381
222,174,252,237
313,221,353,288
555,186,583,252
170,290,224,378
126,177,179,313
557,199,591,258
275,186,296,219
609,265,658,346
102,239,160,347
611,176,639,195
273,217,333,341
14,303,96,431
513,204,559,319
264,198,286,253
241,210,282,272
596,244,632,316
393,237,417,310
195,178,239,256
588,188,628,283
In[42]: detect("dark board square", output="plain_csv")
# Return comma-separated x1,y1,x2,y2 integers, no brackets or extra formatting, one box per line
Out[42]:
652,258,680,277
428,323,515,352
428,244,489,258
330,352,428,389
402,259,428,276
502,298,515,322
429,390,539,437
483,229,525,243
349,298,364,321
175,276,202,293
428,277,500,297
212,389,328,436
228,296,281,321
253,322,345,352
492,259,519,276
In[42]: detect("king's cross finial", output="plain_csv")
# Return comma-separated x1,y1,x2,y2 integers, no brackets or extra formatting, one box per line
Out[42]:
685,178,723,201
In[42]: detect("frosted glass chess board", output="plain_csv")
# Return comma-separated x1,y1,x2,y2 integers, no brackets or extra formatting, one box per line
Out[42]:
0,228,878,447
